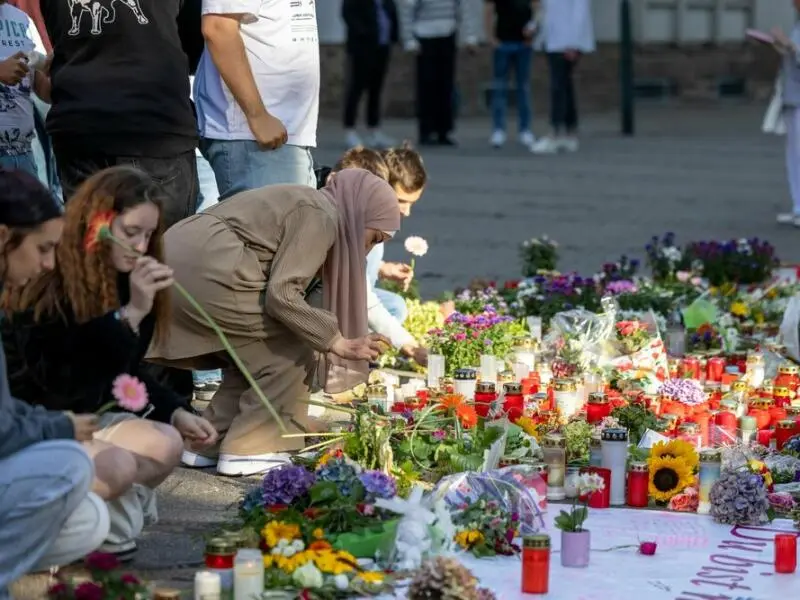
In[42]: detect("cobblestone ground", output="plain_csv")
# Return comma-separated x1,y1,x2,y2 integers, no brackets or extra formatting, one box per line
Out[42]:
13,103,797,596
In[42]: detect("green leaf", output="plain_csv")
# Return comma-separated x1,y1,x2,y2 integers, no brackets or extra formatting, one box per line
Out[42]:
309,481,338,505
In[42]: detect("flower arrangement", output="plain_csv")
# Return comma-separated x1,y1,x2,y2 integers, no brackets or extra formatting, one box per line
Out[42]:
453,286,510,316
597,254,640,284
452,496,520,557
657,378,706,407
376,299,443,371
519,235,559,277
645,232,684,282
647,440,698,503
553,472,606,532
513,273,602,325
683,238,778,286
563,418,594,464
615,320,651,354
610,402,665,445
709,468,770,525
408,556,497,600
687,324,723,352
668,486,699,512
426,307,525,375
48,552,146,600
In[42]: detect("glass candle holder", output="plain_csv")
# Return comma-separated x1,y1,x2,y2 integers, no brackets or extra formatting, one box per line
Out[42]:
427,354,445,389
233,549,265,600
773,387,792,410
775,365,800,396
503,382,525,421
513,338,536,373
480,354,498,384
582,466,611,509
746,352,765,388
776,419,797,450
541,434,566,501
600,428,629,506
538,362,553,387
195,571,222,600
626,462,649,508
589,436,602,467
714,410,737,443
775,533,797,574
554,378,579,419
586,392,611,424
738,415,757,446
522,534,550,594
697,450,721,515
679,356,701,380
564,466,582,499
706,356,726,383
366,384,391,413
527,316,543,342
474,381,497,418
204,537,235,594
453,368,477,401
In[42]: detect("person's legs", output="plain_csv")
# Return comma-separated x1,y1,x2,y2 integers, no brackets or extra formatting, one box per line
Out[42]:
514,44,533,136
32,96,62,199
490,44,512,145
201,139,316,199
417,39,436,142
365,45,393,147
436,35,457,141
532,53,566,154
343,45,369,145
0,440,96,594
784,108,800,220
375,287,408,323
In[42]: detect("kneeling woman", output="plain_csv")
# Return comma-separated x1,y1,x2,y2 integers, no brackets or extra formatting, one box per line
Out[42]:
1,166,218,561
149,169,399,477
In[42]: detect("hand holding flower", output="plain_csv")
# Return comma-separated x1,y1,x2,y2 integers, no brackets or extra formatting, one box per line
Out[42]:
65,412,99,442
125,257,174,329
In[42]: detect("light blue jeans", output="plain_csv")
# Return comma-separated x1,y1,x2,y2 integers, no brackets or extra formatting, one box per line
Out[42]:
200,139,316,200
366,244,409,323
31,96,62,199
0,441,94,598
0,151,37,178
492,42,533,133
194,151,223,386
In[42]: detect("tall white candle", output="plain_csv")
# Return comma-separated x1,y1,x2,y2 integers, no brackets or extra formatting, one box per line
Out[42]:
600,428,629,506
233,549,264,600
427,354,445,388
527,316,543,342
480,354,497,383
194,571,221,600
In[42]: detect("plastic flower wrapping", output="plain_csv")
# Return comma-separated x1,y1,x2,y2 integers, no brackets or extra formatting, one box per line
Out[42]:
429,467,546,536
709,446,773,526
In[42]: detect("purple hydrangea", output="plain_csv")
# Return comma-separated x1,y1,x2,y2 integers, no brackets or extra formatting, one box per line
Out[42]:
657,378,706,406
709,470,769,525
358,470,397,500
261,464,316,507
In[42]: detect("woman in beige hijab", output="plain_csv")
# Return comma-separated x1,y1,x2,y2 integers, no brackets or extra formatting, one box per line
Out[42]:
149,169,400,476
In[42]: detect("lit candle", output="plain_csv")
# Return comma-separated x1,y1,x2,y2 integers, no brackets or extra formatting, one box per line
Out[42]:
453,368,477,401
527,316,543,342
195,571,221,600
480,354,498,383
697,450,721,515
775,534,797,574
542,434,566,500
233,549,265,600
600,428,629,506
427,354,445,389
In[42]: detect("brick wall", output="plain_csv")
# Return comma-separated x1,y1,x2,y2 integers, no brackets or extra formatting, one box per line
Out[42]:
319,42,781,119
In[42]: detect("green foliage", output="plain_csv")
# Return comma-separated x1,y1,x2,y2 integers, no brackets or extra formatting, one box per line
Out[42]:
611,403,665,446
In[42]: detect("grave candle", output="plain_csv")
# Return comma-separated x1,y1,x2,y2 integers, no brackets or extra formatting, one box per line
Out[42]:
522,534,550,594
195,571,221,600
589,436,602,467
204,538,235,596
706,356,726,383
513,338,536,373
697,450,721,515
474,381,497,418
775,534,797,574
776,419,797,451
366,384,391,413
427,354,445,389
626,462,649,508
554,378,579,419
739,415,757,446
233,549,264,600
583,466,611,509
480,354,498,383
586,392,611,424
542,434,566,501
746,352,765,388
601,428,628,506
503,382,525,421
453,368,477,401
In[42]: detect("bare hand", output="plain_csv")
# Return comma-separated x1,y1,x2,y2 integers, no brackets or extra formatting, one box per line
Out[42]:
401,344,428,366
0,51,29,86
330,333,391,361
171,409,219,446
248,112,288,150
126,256,174,322
772,27,793,53
379,262,413,288
66,412,99,442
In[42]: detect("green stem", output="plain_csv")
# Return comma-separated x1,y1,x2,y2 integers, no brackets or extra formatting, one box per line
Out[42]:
102,230,287,433
95,401,116,416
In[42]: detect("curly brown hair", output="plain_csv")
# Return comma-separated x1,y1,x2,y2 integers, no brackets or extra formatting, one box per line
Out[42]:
382,143,427,193
334,146,390,181
2,166,171,344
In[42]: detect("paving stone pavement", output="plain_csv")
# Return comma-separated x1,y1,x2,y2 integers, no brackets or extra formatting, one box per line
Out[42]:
14,103,798,596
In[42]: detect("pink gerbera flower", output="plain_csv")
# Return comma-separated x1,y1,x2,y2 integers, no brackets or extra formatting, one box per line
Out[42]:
111,374,148,412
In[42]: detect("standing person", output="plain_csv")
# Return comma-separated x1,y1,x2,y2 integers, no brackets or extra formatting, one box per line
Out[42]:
530,0,594,155
0,169,109,595
342,0,399,149
195,0,319,199
771,4,800,226
0,1,51,177
39,0,199,227
398,0,481,146
485,0,539,149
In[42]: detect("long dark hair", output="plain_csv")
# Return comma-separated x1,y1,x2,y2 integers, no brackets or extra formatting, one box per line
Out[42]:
0,169,62,273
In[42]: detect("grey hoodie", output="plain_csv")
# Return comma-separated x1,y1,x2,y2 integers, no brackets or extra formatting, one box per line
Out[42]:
0,337,74,459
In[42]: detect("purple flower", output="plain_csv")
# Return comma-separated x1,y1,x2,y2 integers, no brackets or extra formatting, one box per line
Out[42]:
606,280,637,295
261,464,316,507
358,470,397,500
657,378,706,406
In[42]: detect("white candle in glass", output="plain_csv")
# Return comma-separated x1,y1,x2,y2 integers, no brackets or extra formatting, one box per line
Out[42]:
195,571,221,600
233,549,264,600
480,354,497,383
513,362,529,383
600,428,629,506
527,316,543,341
427,354,445,388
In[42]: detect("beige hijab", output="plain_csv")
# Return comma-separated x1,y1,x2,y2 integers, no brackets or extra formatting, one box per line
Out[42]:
318,169,401,393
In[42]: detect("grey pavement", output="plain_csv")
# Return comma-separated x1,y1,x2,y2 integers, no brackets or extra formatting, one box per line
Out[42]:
14,103,797,595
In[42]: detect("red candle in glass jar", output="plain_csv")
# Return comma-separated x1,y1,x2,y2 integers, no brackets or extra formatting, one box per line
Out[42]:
503,382,524,421
748,400,773,430
522,534,551,593
521,373,540,396
774,533,797,574
626,462,649,508
770,404,788,427
474,382,497,418
692,412,711,447
776,420,797,450
774,366,800,396
582,467,611,509
679,357,701,380
714,411,737,438
757,429,774,447
773,387,792,409
205,538,235,570
706,357,726,383
416,389,429,405
586,392,611,424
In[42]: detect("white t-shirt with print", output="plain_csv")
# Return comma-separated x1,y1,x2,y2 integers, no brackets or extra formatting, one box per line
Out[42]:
0,4,44,156
194,0,319,147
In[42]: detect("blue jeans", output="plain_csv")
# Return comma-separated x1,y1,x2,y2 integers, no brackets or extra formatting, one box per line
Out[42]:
200,139,316,199
0,151,37,177
32,97,62,200
491,42,533,133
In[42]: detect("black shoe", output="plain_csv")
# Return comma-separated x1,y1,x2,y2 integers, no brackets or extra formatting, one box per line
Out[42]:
419,135,437,146
437,135,457,146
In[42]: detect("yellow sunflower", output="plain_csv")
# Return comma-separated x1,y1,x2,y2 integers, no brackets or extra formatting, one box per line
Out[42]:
648,456,694,502
515,416,540,439
455,530,485,549
262,521,301,548
313,549,357,575
357,571,385,585
729,302,750,318
649,439,699,471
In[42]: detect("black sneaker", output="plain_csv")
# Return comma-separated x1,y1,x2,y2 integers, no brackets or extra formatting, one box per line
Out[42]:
194,381,221,402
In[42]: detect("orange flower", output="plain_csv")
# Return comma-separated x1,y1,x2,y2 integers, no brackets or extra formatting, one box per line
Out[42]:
455,404,478,429
308,540,332,551
438,393,465,411
83,210,116,253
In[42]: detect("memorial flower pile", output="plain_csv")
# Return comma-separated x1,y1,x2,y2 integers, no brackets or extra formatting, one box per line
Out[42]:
709,467,770,526
683,238,778,286
48,552,146,600
452,496,521,557
647,440,698,503
614,320,652,354
519,235,559,276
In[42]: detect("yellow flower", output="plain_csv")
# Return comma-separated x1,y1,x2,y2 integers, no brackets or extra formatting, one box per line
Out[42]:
648,456,694,503
313,549,357,575
357,571,385,585
730,302,749,318
649,439,699,471
262,521,301,548
749,460,773,488
312,528,325,540
766,288,779,299
454,529,485,549
515,416,540,439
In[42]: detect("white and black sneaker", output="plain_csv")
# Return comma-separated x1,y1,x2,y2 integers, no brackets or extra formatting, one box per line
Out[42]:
97,541,138,564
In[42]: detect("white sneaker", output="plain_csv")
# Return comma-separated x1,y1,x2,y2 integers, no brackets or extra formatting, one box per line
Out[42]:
776,212,800,226
344,129,362,148
560,136,579,152
530,137,560,154
181,449,218,468
217,452,292,477
519,130,535,148
365,129,395,149
490,130,506,148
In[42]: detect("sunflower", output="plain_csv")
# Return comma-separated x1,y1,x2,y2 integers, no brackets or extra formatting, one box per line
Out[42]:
649,439,699,471
313,549,357,575
454,530,485,549
262,521,301,548
455,404,478,429
729,302,750,318
514,416,540,439
357,571,385,585
648,456,694,502
438,393,465,410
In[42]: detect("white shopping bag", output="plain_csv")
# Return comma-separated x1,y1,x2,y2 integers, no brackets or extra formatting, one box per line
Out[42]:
762,77,786,136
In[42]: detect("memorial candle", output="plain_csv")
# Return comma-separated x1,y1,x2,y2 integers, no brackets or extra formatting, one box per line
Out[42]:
233,549,264,600
554,378,579,419
453,368,477,401
776,420,797,451
427,354,445,389
522,534,550,594
697,450,721,515
775,534,797,574
746,352,765,388
542,434,566,501
626,462,649,508
503,382,524,421
586,392,611,424
480,354,498,384
600,428,629,506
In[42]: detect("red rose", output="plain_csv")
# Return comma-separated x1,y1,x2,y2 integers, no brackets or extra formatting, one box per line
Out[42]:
639,541,657,555
84,551,119,571
120,574,140,586
668,487,699,513
47,583,69,598
267,504,288,514
74,582,104,600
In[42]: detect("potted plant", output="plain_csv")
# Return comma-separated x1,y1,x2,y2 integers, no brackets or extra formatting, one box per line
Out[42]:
553,472,605,568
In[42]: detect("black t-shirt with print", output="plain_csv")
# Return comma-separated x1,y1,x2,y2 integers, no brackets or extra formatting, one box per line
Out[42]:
488,0,533,43
41,0,197,156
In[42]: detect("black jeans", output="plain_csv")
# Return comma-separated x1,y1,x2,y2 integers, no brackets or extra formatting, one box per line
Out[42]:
343,43,392,129
55,150,199,229
547,52,578,133
416,34,456,140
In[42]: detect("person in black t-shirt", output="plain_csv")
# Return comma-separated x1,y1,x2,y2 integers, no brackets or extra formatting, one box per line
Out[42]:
484,0,539,149
40,0,199,228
